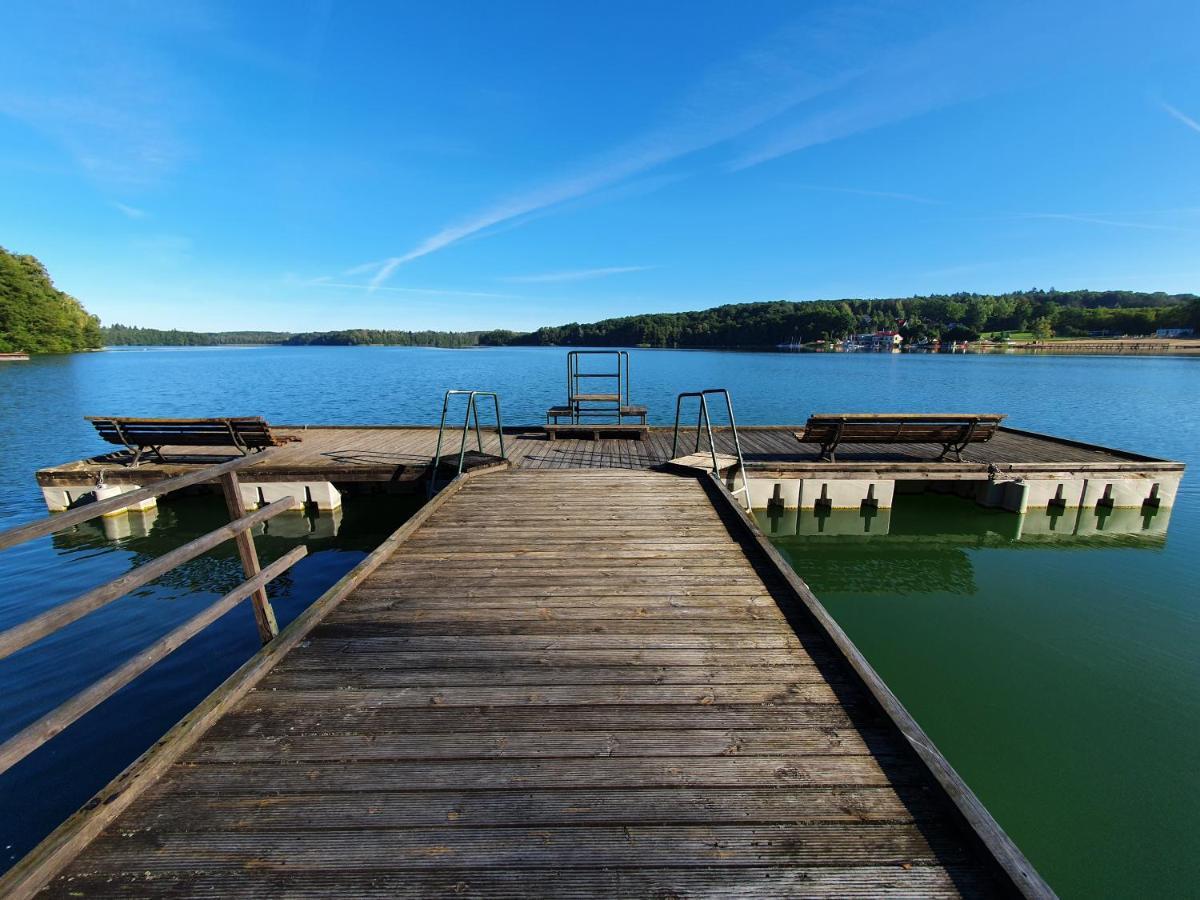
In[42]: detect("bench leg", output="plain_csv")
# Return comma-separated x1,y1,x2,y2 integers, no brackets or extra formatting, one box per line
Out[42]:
937,443,964,462
129,446,144,468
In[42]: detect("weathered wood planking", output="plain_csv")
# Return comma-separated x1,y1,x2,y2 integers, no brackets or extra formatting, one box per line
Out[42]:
14,467,1048,898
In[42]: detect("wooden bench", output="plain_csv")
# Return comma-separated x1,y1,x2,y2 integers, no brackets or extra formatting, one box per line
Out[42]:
86,416,300,467
795,413,1006,461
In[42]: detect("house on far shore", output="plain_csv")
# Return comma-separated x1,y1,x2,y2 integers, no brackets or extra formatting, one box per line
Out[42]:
1155,327,1195,338
857,330,904,352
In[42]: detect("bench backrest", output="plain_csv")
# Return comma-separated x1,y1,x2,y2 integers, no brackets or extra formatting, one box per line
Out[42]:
86,416,281,449
800,414,1005,445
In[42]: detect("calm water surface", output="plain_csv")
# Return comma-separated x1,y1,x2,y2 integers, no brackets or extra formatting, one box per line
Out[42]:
0,346,1197,896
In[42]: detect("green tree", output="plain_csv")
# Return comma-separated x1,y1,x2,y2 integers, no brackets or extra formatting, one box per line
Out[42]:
0,247,101,353
1031,316,1054,340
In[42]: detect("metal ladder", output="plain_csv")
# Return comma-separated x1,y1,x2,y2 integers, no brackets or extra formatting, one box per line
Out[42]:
566,350,630,423
671,389,751,508
428,390,506,498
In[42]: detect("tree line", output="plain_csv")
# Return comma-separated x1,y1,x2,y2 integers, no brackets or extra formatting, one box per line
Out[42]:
92,291,1200,349
282,329,520,348
101,324,292,346
503,290,1200,348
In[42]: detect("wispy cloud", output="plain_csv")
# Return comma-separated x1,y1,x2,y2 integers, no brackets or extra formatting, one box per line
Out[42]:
791,184,942,205
1160,100,1200,134
354,8,887,288
1021,212,1198,233
353,4,1116,288
114,202,148,219
500,265,655,284
303,276,517,299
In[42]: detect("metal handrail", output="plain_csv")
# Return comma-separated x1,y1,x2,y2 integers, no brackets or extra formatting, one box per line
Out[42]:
671,389,751,507
429,390,506,497
0,453,309,775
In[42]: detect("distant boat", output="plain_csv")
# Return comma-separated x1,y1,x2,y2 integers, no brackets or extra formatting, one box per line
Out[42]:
0,352,30,361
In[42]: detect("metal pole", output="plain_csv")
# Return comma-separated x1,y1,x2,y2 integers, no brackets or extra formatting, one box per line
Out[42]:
724,390,746,475
701,397,719,477
471,392,483,454
671,394,684,458
723,390,749,501
492,394,506,459
457,391,474,478
429,391,451,498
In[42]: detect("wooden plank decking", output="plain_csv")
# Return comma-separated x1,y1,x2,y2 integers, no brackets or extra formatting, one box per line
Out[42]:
16,467,1044,897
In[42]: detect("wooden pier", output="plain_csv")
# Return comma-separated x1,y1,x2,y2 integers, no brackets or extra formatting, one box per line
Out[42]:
4,464,1050,897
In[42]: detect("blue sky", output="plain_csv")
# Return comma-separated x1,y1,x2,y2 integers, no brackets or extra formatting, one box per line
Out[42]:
2,0,1199,332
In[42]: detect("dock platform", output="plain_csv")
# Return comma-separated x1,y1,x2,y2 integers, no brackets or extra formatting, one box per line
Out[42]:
7,466,1046,897
37,424,1185,516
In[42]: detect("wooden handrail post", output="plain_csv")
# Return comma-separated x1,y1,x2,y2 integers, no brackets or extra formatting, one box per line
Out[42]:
220,472,277,642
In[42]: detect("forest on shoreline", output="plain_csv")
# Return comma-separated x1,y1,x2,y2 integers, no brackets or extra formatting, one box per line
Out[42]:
98,290,1200,350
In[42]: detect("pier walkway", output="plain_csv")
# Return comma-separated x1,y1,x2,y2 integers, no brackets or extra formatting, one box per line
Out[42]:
11,466,1046,897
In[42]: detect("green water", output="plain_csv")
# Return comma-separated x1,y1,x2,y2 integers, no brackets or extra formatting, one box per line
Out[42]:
758,495,1198,896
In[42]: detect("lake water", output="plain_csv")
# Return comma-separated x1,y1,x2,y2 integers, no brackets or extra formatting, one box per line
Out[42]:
1,346,1197,896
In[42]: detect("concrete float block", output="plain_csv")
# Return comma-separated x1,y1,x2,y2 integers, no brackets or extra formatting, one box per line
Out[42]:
1082,475,1181,509
41,486,78,512
244,481,342,511
238,483,262,509
93,483,157,516
797,478,895,510
42,483,156,514
1021,479,1087,511
306,481,343,511
975,479,1030,513
749,478,802,510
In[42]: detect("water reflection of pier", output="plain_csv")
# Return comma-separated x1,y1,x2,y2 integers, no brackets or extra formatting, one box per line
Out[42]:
51,504,346,545
757,496,1171,546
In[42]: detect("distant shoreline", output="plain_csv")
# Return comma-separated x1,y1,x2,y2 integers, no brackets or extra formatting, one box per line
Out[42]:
87,338,1200,357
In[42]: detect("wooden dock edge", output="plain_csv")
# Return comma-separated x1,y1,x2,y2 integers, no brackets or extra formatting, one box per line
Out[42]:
698,471,1057,900
0,461,510,900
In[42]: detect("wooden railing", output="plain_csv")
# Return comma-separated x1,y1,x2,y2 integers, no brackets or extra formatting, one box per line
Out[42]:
0,450,307,776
